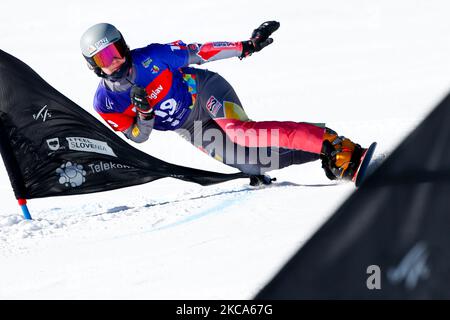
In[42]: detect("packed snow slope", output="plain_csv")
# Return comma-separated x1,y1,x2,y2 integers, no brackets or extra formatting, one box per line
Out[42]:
1,0,450,299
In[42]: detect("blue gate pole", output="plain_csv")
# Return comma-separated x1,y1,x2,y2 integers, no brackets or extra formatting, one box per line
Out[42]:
18,199,32,220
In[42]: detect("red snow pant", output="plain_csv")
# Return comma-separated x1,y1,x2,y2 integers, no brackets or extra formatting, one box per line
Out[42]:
177,68,325,175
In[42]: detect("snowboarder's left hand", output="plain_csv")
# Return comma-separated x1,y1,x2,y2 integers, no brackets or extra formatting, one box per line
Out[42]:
130,85,154,120
130,86,151,111
240,21,280,58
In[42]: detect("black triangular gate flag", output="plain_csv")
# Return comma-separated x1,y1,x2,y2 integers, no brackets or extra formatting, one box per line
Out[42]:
256,93,450,299
0,49,247,199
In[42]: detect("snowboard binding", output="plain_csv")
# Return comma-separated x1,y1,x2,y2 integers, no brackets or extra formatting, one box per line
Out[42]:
249,174,277,186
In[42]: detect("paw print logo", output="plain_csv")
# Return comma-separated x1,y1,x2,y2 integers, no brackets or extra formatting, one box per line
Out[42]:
56,161,86,187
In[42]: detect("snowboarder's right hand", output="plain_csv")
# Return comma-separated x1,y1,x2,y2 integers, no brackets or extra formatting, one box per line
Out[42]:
240,21,280,58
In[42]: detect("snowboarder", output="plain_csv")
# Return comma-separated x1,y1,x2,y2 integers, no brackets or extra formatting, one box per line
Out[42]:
80,21,368,183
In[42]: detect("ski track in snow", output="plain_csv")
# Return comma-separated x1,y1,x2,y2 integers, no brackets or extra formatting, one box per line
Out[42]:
0,180,336,255
0,149,390,257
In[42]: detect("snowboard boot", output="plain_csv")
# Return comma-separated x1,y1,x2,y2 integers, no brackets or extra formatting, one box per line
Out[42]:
320,128,367,181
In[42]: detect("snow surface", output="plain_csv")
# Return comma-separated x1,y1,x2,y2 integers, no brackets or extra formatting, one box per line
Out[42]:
1,0,450,299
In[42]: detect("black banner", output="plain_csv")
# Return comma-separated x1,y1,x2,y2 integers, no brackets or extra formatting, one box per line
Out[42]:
0,49,247,199
256,93,450,299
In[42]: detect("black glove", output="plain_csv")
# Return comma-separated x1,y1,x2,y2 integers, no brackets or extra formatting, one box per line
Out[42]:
240,21,280,59
130,85,154,120
320,140,337,181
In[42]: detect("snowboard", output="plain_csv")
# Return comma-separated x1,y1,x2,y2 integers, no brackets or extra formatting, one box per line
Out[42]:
353,142,378,187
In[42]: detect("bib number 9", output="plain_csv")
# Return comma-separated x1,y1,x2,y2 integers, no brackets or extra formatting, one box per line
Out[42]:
154,98,180,127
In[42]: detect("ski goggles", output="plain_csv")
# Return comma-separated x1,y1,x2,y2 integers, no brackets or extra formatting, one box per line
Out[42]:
91,41,127,68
